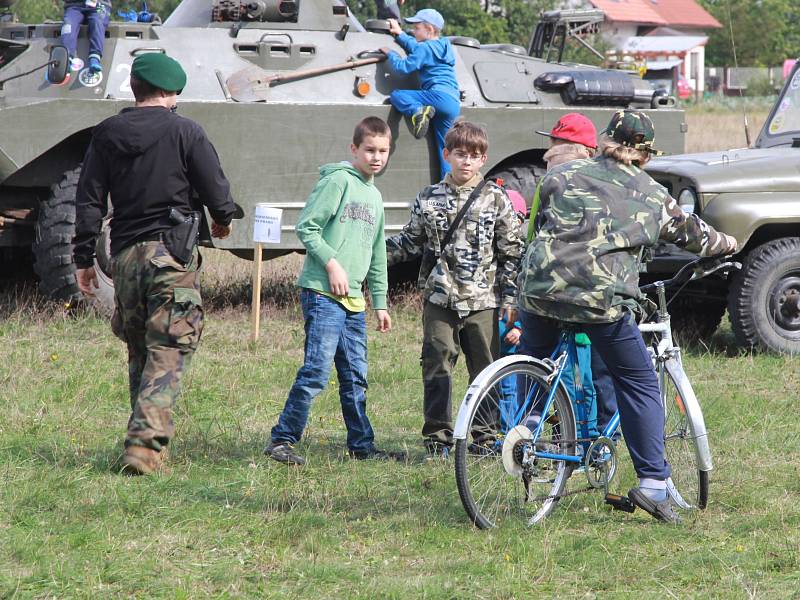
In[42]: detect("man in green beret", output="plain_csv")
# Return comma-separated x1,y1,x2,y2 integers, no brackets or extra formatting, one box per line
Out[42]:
73,53,237,475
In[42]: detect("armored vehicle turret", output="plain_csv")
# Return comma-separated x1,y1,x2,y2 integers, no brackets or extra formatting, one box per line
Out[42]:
0,0,686,307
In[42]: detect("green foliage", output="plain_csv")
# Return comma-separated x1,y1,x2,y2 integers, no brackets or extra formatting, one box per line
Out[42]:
700,0,800,67
349,0,553,47
14,0,183,23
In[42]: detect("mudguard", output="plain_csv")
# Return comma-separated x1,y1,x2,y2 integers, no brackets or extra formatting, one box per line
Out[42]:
453,354,572,440
665,357,713,472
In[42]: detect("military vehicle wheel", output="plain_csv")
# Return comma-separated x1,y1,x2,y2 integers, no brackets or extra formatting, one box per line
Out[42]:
489,162,541,205
668,296,726,346
32,166,115,313
729,238,800,354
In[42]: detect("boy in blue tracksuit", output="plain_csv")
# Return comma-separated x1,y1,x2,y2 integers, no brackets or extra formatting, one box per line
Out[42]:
380,8,461,179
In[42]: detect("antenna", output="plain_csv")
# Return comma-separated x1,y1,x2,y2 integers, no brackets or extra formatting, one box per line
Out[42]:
726,0,751,147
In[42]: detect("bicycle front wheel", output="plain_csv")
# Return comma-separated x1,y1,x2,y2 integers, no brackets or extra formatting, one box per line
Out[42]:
661,365,709,509
454,359,576,529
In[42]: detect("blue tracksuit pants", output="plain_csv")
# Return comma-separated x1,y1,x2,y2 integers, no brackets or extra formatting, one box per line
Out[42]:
61,3,110,59
519,310,670,481
389,89,461,180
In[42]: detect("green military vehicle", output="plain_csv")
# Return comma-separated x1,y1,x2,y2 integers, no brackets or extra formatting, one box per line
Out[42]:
645,62,800,354
0,1,685,309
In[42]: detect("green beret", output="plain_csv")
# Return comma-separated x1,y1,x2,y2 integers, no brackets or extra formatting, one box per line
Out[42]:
131,53,187,94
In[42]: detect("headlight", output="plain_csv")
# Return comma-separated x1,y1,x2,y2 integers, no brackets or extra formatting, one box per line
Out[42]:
678,188,697,213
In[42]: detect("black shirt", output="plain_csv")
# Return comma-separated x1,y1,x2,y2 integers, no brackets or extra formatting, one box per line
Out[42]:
74,106,236,268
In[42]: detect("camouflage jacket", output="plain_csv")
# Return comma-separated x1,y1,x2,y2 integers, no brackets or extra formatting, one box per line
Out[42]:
387,173,524,314
519,156,736,323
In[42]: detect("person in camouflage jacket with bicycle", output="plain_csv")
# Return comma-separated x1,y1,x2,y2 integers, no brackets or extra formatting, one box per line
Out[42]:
387,121,524,456
518,110,737,523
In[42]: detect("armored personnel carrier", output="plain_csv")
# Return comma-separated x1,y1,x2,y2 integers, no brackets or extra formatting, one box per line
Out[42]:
0,0,685,307
646,62,800,354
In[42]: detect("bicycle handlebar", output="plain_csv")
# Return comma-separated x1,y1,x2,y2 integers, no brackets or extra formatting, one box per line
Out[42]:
639,256,741,293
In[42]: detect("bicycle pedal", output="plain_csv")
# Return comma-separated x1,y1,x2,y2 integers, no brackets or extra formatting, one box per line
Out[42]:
605,493,636,513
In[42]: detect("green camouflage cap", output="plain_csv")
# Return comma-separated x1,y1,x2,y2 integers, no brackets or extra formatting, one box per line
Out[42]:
131,53,187,94
602,110,663,155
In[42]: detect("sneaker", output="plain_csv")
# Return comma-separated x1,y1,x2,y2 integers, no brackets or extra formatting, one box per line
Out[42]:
411,105,436,139
121,445,163,476
628,487,682,524
468,439,499,456
264,441,306,466
424,439,451,460
348,448,407,461
88,54,102,74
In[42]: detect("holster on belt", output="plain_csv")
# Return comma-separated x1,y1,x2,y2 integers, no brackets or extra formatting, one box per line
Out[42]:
163,207,201,267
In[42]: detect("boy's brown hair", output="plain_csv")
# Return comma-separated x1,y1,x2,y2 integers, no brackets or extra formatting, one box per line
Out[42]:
444,120,488,155
353,116,392,146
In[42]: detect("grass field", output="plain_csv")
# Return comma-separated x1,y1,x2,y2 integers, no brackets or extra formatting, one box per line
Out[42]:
1,109,797,598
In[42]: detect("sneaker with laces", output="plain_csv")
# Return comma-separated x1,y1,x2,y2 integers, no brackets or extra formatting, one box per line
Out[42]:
88,54,102,74
628,487,682,524
265,441,306,466
411,105,436,139
348,448,406,461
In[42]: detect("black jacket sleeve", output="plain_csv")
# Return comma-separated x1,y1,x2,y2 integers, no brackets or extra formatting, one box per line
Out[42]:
74,140,110,269
186,125,236,226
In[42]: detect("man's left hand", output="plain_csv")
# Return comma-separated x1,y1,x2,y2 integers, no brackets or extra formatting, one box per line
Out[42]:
77,267,99,298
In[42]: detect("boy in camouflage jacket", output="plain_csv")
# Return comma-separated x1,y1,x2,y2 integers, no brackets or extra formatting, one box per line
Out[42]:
518,110,737,523
387,121,524,455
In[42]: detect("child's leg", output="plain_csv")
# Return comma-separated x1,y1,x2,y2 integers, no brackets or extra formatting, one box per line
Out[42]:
576,344,599,438
421,302,461,446
388,89,426,117
591,347,619,436
61,6,85,58
333,309,375,453
427,92,462,179
86,3,111,60
270,291,346,445
459,308,499,441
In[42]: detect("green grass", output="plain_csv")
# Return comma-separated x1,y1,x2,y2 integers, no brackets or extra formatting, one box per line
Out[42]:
1,273,799,598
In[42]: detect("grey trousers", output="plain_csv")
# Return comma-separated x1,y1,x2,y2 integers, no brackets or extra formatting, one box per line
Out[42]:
421,302,499,444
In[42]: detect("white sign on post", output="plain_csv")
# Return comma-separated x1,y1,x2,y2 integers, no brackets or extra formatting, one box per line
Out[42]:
251,204,283,341
253,204,283,244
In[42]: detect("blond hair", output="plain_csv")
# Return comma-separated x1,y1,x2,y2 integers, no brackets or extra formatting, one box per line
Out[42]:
599,136,651,166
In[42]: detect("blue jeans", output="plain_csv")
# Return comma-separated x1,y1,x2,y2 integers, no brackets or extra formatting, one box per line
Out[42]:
389,89,461,179
271,289,375,452
519,310,669,480
61,2,111,58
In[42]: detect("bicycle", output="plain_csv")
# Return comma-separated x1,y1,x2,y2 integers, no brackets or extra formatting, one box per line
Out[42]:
453,256,740,528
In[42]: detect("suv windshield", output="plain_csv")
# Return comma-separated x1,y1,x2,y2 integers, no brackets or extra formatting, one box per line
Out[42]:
763,65,800,143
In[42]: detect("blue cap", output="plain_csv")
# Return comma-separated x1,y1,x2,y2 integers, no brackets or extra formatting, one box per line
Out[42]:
404,8,444,30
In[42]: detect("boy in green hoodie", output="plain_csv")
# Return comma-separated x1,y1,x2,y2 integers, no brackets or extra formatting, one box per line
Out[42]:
266,116,401,466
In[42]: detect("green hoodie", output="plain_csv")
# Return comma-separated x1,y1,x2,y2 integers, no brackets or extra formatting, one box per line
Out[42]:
296,162,388,310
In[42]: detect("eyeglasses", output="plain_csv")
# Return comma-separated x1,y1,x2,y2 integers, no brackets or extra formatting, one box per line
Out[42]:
450,150,485,162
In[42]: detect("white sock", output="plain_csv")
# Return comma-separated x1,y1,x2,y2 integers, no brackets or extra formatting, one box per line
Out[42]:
638,478,667,502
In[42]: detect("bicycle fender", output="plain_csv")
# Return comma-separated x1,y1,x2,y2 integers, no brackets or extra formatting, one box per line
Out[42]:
665,358,713,472
453,354,560,440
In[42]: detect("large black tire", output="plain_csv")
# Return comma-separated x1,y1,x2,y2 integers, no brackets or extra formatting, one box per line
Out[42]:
32,166,115,313
729,237,800,354
488,162,542,207
668,295,727,347
33,167,82,302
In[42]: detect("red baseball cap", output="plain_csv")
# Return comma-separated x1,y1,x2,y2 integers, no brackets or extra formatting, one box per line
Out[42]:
536,113,598,149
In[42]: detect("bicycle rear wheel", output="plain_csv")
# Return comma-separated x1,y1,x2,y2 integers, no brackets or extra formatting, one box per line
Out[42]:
454,359,576,528
661,366,709,509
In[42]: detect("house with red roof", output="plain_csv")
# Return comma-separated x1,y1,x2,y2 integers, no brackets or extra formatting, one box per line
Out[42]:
573,0,721,94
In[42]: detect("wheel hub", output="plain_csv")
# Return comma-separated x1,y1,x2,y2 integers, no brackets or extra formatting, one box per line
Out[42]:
769,274,800,333
502,425,531,477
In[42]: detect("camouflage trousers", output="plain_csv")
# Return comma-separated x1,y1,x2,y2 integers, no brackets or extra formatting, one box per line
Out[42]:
111,240,203,451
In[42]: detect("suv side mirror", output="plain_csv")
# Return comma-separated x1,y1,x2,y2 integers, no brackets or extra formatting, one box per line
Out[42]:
47,45,69,85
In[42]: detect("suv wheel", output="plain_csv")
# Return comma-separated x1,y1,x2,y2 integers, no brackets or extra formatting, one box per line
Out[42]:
729,237,800,354
668,296,727,347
